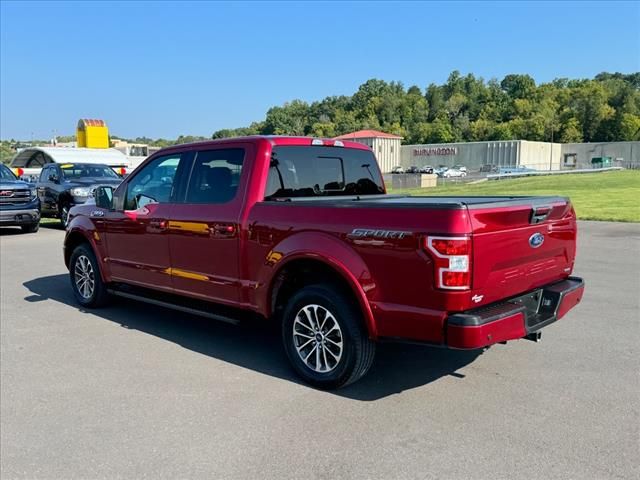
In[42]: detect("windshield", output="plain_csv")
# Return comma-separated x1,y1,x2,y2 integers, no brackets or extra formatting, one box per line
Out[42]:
265,146,385,199
0,164,17,181
60,164,120,180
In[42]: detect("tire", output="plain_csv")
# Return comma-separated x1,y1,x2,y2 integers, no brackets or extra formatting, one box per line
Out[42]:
69,243,110,308
282,284,375,389
60,202,70,228
21,223,39,233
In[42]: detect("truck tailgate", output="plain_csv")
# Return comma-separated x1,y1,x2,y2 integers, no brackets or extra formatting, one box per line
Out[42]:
468,197,577,306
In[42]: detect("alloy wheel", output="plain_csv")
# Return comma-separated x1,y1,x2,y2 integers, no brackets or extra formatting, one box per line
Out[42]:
292,304,344,373
74,255,95,299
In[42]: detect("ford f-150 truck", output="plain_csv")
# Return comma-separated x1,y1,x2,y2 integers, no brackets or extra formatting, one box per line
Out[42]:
64,136,584,389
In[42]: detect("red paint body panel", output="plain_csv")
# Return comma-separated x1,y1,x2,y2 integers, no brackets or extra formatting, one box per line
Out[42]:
447,313,527,349
65,136,584,347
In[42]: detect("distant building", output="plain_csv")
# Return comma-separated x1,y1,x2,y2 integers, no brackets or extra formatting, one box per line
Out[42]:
76,119,110,149
111,139,160,158
400,140,640,172
11,146,130,169
334,130,402,173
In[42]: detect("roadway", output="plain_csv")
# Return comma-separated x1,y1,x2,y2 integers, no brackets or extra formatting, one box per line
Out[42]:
1,221,638,479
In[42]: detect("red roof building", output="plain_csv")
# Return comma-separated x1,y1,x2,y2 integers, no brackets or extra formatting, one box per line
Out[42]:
334,130,402,173
334,129,403,140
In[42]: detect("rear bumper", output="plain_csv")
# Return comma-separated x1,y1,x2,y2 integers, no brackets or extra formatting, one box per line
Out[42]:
446,277,584,349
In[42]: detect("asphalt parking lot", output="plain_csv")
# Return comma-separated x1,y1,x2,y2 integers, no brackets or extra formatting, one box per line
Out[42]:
1,221,638,479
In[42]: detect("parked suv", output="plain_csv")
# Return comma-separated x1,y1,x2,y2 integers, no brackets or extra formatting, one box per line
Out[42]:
64,137,584,389
0,164,40,233
37,163,122,227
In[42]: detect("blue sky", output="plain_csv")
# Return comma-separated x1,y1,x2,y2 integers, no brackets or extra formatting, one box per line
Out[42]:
1,0,639,140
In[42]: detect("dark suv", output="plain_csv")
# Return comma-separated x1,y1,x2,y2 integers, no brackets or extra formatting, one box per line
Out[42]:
37,163,122,227
0,164,40,233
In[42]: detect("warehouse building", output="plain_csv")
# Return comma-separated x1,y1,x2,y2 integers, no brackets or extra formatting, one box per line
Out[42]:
399,140,639,173
334,130,402,173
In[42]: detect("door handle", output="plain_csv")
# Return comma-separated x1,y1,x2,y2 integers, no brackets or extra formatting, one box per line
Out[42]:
149,219,168,230
212,223,236,236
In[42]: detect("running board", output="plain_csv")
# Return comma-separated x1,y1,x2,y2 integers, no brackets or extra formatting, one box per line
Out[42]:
107,289,241,325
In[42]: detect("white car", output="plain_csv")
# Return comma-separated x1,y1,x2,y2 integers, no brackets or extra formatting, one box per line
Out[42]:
452,165,468,173
443,168,467,178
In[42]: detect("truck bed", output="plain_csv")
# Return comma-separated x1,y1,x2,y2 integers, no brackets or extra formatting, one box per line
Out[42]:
266,194,569,209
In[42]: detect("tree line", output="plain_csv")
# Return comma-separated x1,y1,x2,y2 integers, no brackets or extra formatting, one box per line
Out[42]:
212,71,640,144
2,71,638,165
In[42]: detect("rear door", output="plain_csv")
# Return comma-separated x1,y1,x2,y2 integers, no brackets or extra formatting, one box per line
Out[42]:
167,145,251,305
468,198,577,306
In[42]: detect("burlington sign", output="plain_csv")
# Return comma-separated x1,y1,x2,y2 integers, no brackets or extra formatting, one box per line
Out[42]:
413,147,458,156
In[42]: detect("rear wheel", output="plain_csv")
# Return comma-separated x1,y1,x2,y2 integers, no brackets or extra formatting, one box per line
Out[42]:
282,284,375,389
69,244,110,308
21,223,39,233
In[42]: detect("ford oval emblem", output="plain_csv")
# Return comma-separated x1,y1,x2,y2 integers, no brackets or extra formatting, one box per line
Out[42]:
529,232,544,248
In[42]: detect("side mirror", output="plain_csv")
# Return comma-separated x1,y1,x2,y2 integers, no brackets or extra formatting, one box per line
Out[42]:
94,186,114,209
48,174,59,183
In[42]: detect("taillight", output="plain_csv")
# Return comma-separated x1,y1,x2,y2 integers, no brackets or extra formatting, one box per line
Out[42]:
425,236,472,290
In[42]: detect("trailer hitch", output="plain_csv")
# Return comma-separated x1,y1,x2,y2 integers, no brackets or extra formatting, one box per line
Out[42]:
525,331,542,342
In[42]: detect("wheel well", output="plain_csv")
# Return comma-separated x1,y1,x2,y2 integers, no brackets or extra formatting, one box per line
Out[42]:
58,193,72,211
64,231,90,267
271,258,361,322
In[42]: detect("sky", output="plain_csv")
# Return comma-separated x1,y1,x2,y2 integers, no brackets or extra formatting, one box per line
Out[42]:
1,0,639,140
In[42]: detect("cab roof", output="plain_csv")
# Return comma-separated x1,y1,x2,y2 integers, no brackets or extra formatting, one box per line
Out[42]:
156,136,373,154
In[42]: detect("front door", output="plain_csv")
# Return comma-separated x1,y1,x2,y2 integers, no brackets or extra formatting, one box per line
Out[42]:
37,165,59,215
103,152,188,291
168,146,249,305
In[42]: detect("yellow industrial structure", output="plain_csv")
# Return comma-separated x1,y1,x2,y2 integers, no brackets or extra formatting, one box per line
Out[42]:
76,118,109,148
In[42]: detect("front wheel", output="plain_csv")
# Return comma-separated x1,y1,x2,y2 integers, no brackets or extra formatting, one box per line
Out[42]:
282,284,375,389
69,244,110,308
60,203,70,228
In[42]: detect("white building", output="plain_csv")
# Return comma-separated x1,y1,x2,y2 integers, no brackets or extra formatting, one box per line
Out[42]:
334,130,403,173
401,140,640,172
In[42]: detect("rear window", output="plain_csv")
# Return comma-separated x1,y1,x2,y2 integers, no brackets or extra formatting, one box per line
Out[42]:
265,146,384,199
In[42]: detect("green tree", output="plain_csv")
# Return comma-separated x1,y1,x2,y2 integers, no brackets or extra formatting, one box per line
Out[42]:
569,81,615,141
620,113,640,140
501,74,536,99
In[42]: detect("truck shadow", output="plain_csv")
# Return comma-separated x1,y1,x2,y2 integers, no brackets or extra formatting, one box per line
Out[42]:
23,274,482,401
0,226,29,236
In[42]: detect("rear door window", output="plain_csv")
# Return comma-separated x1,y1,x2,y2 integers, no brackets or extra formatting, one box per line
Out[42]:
265,146,384,199
184,148,245,204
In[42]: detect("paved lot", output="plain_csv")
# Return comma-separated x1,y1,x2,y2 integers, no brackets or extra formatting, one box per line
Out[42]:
1,221,638,479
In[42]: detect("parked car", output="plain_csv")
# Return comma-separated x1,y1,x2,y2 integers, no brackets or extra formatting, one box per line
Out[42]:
64,136,584,389
390,166,404,174
405,166,420,174
480,164,499,173
0,163,40,233
499,166,537,174
419,165,434,174
37,163,123,227
452,165,468,173
443,168,467,178
434,166,448,177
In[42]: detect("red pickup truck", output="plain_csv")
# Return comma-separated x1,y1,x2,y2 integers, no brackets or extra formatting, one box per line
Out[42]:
64,136,584,389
